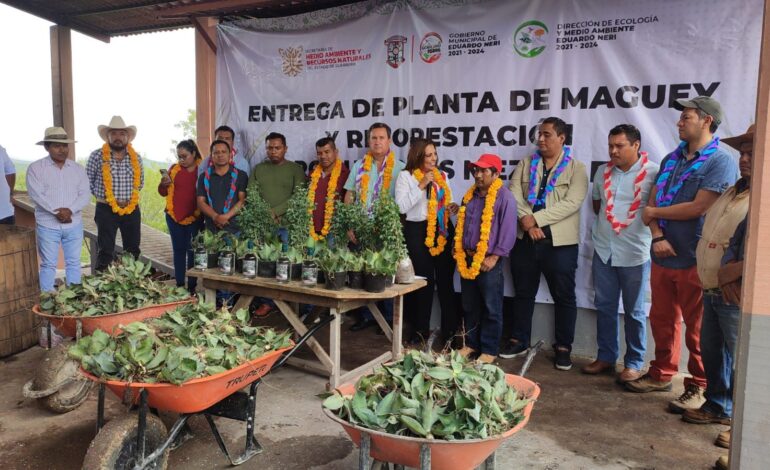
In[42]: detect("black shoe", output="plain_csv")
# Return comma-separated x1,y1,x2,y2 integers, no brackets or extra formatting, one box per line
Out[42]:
349,319,377,332
498,340,529,359
554,346,572,371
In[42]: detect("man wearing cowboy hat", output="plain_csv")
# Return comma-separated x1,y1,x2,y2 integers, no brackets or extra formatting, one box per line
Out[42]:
684,125,754,470
86,116,144,270
26,127,90,291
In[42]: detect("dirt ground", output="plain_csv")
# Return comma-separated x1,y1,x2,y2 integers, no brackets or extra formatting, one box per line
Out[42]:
0,317,727,470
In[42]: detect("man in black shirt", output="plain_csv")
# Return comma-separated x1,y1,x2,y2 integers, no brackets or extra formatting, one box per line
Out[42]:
197,139,248,234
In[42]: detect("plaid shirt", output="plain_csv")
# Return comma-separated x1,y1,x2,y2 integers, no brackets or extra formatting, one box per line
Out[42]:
86,147,144,201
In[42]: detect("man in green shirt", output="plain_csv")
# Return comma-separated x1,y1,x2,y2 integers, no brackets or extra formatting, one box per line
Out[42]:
250,132,306,224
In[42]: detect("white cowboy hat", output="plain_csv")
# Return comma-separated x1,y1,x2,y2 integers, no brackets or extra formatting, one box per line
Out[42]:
36,126,76,145
97,115,137,143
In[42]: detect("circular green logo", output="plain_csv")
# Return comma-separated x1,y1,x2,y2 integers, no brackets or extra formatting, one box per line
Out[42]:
514,20,549,58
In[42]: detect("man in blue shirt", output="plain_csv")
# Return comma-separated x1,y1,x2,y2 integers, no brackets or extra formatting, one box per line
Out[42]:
583,125,658,383
198,125,251,176
627,97,737,416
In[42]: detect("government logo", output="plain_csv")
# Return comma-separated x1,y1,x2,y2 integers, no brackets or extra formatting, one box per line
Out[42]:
513,20,548,58
279,46,304,76
385,35,407,69
419,32,442,63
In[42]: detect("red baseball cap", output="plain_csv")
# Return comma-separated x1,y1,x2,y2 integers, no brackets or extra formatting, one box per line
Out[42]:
470,153,502,173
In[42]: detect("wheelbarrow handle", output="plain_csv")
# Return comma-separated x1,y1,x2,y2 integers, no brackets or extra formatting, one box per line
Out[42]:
518,340,544,377
270,313,335,372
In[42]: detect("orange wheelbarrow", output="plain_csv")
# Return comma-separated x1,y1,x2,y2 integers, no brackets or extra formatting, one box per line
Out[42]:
79,313,334,470
22,299,196,414
325,341,544,470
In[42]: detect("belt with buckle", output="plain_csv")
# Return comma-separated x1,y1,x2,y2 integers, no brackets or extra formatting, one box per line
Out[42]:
703,288,722,296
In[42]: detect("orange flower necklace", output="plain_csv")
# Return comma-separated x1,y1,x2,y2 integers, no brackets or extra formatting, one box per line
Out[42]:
308,159,343,241
413,168,452,256
101,143,141,215
166,163,200,225
358,151,395,207
453,178,503,279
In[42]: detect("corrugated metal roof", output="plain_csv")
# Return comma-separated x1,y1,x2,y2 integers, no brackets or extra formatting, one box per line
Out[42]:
0,0,365,41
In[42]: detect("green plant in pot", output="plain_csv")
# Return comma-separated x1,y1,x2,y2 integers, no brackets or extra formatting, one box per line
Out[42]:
256,241,281,278
285,246,305,280
234,238,257,274
340,248,365,289
283,183,312,251
239,179,278,244
330,200,373,251
317,248,347,290
362,248,397,293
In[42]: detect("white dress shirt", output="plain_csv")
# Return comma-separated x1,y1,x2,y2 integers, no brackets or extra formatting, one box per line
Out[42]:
0,144,15,219
26,156,91,229
395,170,453,222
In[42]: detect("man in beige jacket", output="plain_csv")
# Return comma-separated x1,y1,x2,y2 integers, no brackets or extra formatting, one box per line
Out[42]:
500,117,588,371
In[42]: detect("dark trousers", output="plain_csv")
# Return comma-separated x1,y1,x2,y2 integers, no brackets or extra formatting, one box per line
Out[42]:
403,221,459,337
461,258,504,356
510,238,578,350
94,202,141,271
0,215,14,224
165,214,200,292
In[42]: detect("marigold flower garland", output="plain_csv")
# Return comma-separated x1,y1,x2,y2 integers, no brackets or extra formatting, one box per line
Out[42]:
102,143,141,215
413,168,452,256
308,159,343,240
358,151,395,207
166,163,200,225
453,178,503,279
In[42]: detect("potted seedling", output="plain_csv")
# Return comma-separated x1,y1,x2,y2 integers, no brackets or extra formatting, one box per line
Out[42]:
256,242,281,278
341,248,365,289
363,249,397,293
193,230,225,270
318,248,347,290
286,246,304,281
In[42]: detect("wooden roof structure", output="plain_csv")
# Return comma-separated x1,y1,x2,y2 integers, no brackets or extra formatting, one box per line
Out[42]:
0,0,364,41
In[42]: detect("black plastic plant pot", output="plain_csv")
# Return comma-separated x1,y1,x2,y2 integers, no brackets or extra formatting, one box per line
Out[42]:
347,271,364,289
207,253,219,269
291,263,303,281
235,258,243,273
385,275,394,287
317,271,326,284
258,260,277,278
364,273,388,293
325,271,347,290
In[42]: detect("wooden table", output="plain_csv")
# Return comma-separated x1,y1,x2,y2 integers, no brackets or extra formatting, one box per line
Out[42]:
187,269,426,388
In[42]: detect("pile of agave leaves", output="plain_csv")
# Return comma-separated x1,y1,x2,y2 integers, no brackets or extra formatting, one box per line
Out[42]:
323,350,530,440
39,255,190,317
69,302,292,385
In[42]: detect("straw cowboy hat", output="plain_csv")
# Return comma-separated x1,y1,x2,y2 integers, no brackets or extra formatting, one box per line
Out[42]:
97,115,137,143
722,124,755,150
36,126,76,145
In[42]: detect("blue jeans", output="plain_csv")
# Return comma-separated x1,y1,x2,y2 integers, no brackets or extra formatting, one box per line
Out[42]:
165,214,200,291
363,300,393,323
592,254,649,370
36,222,84,292
701,292,740,417
461,258,504,355
510,239,578,350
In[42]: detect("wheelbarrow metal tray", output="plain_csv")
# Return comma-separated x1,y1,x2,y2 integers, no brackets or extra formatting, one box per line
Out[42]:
82,342,293,414
324,374,540,470
31,298,197,337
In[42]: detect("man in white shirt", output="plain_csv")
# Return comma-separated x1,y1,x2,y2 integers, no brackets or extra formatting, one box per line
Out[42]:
26,127,90,291
0,143,16,224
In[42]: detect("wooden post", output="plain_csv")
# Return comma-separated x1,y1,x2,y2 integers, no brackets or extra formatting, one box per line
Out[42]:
195,17,218,155
50,26,76,159
731,0,770,467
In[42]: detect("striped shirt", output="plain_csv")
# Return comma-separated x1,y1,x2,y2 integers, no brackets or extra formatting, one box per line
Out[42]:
26,157,91,229
86,147,145,201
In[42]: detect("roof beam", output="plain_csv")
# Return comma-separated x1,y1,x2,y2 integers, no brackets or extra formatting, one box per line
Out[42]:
70,0,173,17
157,0,276,18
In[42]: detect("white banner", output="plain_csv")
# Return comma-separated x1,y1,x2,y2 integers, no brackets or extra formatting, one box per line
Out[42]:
217,0,761,308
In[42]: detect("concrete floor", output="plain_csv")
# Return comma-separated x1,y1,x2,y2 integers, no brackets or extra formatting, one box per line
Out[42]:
0,320,727,470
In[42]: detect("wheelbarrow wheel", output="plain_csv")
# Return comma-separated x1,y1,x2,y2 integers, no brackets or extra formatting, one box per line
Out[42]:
82,413,169,470
34,343,93,413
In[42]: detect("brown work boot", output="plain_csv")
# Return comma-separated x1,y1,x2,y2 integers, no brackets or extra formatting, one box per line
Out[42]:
668,383,705,414
458,346,476,358
581,360,614,375
477,353,496,364
714,455,728,470
715,429,730,449
683,407,731,425
624,373,673,393
617,368,643,383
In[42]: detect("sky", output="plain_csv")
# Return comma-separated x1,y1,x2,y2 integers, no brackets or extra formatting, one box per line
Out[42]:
0,3,195,163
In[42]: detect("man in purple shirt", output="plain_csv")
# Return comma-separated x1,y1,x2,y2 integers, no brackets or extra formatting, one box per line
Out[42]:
457,154,517,363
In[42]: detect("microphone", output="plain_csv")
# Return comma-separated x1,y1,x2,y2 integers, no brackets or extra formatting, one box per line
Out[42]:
426,181,432,199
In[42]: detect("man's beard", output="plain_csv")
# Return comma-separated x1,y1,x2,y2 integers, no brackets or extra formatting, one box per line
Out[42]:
109,141,127,151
